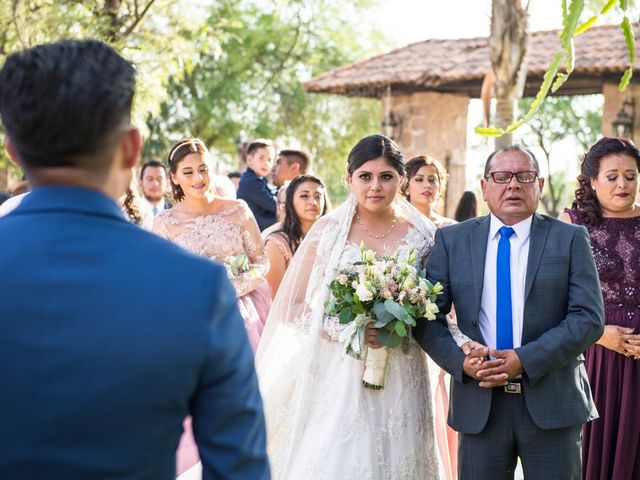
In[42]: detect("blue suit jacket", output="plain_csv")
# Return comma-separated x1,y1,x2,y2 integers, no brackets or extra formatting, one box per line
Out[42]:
236,168,277,231
0,187,270,479
415,213,604,434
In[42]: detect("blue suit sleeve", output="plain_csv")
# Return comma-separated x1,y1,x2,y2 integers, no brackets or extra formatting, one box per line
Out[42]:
239,175,276,213
192,269,270,480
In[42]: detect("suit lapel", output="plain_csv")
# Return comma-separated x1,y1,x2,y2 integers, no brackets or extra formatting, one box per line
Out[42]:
470,215,490,310
524,213,550,302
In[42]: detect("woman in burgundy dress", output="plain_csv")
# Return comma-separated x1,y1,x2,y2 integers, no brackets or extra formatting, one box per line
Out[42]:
559,137,640,480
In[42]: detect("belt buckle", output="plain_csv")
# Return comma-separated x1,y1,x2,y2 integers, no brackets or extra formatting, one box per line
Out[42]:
503,382,522,394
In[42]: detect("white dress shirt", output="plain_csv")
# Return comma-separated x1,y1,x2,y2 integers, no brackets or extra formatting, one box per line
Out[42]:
479,214,533,350
140,197,166,217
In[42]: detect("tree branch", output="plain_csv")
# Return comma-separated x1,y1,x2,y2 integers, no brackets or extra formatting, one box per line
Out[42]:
117,0,156,40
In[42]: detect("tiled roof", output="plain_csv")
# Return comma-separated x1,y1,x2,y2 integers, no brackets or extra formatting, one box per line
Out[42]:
305,23,638,98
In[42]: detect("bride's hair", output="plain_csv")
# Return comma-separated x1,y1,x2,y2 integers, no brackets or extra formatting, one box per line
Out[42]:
347,134,406,176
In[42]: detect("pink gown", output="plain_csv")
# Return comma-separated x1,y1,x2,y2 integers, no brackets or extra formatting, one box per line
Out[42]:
153,199,271,475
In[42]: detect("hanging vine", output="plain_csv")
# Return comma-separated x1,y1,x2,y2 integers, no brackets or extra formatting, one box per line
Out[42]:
477,0,636,138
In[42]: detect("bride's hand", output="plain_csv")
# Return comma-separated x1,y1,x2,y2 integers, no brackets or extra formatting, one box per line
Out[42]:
461,340,485,356
365,323,383,349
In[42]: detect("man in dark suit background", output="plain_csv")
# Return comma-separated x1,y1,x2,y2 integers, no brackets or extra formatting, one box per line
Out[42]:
0,40,269,479
415,145,604,479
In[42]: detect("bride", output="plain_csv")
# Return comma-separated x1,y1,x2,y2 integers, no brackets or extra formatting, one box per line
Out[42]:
256,135,469,479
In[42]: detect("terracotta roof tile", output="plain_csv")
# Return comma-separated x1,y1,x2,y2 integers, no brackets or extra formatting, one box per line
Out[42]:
305,23,638,96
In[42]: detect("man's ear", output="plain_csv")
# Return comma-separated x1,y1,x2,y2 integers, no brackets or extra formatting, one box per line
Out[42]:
4,139,23,169
119,127,142,170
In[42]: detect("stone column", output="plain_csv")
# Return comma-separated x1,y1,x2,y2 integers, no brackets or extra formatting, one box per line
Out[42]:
602,82,640,141
382,91,470,218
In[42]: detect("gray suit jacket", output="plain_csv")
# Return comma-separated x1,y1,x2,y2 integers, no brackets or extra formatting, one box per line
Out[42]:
414,213,604,434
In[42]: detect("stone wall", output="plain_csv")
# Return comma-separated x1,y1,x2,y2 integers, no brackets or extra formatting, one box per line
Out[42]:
602,82,640,142
382,91,470,218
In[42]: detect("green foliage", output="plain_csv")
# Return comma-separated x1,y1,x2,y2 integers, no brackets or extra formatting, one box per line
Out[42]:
517,95,602,216
144,0,382,198
478,0,635,139
0,0,210,170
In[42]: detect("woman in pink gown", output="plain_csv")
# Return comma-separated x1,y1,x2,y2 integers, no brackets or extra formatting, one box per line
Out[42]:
152,138,271,476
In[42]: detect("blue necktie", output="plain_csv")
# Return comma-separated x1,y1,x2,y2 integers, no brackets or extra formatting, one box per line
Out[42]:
496,226,515,350
152,206,158,217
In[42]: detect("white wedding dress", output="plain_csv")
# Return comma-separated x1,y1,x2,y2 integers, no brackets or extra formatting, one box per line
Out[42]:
257,196,452,480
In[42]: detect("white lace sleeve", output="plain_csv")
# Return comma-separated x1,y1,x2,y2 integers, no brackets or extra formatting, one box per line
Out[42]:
446,313,471,347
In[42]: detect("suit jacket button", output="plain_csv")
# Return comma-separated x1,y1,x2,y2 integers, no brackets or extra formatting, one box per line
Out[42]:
472,321,478,327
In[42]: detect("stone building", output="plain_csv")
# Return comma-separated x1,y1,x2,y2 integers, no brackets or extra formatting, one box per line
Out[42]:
304,23,639,216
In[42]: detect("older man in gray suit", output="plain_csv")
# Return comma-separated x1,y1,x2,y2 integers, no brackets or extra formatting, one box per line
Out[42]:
415,145,604,480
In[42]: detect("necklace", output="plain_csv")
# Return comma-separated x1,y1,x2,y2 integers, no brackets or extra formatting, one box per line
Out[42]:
355,210,397,239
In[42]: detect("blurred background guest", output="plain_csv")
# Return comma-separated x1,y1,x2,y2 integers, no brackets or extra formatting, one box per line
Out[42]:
403,155,456,227
139,159,170,218
454,190,478,222
261,182,288,239
264,175,329,297
271,149,310,188
559,136,640,480
227,170,241,191
0,191,9,205
212,174,237,199
237,139,277,231
119,173,152,229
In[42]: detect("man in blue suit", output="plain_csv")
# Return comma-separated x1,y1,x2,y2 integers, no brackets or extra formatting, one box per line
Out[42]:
0,40,269,479
415,146,604,479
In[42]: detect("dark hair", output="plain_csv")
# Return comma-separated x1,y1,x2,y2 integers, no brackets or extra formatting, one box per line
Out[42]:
0,40,135,173
280,175,329,253
402,155,448,200
227,171,241,179
347,134,405,176
454,191,478,222
278,149,310,173
140,159,167,179
167,138,210,202
483,144,540,178
247,139,273,157
122,188,143,225
572,136,640,225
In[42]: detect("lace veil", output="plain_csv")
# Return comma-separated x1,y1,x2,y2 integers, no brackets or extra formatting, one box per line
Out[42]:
255,194,436,470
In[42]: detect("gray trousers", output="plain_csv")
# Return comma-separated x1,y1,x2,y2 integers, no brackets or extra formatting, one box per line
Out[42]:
458,387,582,480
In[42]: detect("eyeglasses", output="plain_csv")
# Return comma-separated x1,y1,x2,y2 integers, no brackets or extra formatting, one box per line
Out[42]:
485,171,538,184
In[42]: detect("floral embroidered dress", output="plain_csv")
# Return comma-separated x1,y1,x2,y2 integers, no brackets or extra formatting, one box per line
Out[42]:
154,200,271,477
153,200,271,350
566,208,640,480
264,230,294,267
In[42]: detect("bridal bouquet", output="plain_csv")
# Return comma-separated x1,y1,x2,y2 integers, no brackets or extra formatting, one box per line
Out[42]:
324,243,442,389
225,254,262,279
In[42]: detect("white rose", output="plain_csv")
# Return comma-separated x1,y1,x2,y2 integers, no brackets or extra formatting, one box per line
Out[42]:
364,249,376,263
356,282,374,302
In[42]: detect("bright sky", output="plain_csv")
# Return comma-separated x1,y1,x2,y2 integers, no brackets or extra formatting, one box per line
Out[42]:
375,0,565,48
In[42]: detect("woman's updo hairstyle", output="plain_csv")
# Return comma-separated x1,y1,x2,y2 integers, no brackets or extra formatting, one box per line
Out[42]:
347,134,406,177
167,138,210,202
573,137,640,225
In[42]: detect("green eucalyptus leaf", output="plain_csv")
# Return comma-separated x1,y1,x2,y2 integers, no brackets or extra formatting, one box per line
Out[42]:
373,301,394,325
339,307,354,325
395,321,408,337
384,299,411,322
377,329,403,348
